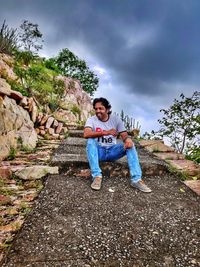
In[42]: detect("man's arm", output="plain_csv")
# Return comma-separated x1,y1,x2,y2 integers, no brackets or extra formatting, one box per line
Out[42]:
84,127,118,138
120,131,134,149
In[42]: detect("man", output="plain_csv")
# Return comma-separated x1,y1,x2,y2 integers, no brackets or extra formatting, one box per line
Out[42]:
84,97,152,193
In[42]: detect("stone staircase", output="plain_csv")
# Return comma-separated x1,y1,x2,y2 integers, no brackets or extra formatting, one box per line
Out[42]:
52,130,169,178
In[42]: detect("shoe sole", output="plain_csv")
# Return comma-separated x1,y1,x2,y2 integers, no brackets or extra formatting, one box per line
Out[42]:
131,184,152,193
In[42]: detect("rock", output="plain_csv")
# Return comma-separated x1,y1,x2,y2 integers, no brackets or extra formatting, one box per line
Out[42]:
184,180,200,196
40,114,49,125
153,152,185,160
168,159,200,178
31,100,38,123
17,126,37,149
10,90,23,101
0,53,17,81
0,130,17,161
53,109,78,123
39,125,45,130
0,78,12,96
35,128,40,134
52,134,59,139
0,95,38,160
28,97,34,112
56,76,93,121
55,122,63,134
139,140,164,147
145,143,174,153
46,117,54,129
19,97,28,107
48,128,55,135
14,165,59,180
40,130,46,136
36,112,43,123
0,216,24,232
0,195,12,205
52,119,59,128
0,166,12,179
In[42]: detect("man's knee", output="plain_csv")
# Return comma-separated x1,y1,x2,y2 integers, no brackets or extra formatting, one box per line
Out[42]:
87,138,96,146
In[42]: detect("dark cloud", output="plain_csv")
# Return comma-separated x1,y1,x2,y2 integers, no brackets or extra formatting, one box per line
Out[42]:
0,0,199,131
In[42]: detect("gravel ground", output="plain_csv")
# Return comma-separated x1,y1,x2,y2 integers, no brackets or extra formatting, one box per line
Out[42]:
2,166,200,267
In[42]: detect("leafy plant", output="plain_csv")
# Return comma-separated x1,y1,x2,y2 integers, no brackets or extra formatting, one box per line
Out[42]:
0,20,18,55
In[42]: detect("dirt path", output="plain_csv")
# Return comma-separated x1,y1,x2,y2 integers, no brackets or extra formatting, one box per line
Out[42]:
2,136,200,267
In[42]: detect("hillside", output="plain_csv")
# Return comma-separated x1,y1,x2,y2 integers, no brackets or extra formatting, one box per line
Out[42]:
0,53,93,160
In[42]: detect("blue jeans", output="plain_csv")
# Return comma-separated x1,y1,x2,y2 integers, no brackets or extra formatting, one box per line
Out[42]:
86,138,142,182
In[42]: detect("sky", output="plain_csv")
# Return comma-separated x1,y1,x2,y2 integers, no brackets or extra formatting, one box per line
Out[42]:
0,0,199,134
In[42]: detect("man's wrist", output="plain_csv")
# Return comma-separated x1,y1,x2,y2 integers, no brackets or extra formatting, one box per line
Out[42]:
101,130,106,136
123,136,131,142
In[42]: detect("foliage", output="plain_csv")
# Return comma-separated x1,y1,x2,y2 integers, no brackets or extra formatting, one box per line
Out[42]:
49,48,99,95
142,131,162,140
14,60,65,105
7,147,17,160
0,20,18,55
14,50,35,66
185,145,200,164
19,20,43,53
157,91,200,153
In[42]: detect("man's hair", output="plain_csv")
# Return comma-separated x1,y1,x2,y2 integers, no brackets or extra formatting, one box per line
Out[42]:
93,97,112,114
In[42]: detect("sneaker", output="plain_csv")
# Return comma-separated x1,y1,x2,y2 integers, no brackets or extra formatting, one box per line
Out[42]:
91,176,102,190
131,180,152,193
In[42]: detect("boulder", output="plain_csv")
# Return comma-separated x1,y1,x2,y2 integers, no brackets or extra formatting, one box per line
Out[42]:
55,122,63,134
0,78,12,96
10,90,23,101
15,166,59,180
0,53,18,81
0,94,38,160
46,117,54,129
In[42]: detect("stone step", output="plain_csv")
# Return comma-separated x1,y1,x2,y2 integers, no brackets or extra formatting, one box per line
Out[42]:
51,153,168,177
63,137,86,146
68,130,84,138
51,137,169,177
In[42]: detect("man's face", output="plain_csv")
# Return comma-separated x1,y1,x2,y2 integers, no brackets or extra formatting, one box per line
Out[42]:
94,102,109,121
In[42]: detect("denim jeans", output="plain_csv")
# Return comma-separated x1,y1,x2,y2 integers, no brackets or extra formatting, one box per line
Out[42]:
86,138,142,182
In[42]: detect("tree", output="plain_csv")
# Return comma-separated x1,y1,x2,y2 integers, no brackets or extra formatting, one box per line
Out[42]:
19,20,43,53
158,91,200,153
48,48,99,95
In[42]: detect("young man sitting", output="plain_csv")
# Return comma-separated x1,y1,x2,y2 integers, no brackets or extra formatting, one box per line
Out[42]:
84,97,152,193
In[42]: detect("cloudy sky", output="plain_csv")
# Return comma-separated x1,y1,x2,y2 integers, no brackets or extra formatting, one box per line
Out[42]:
1,0,199,134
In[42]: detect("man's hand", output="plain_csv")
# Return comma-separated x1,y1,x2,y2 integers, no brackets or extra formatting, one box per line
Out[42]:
104,128,118,137
124,138,134,149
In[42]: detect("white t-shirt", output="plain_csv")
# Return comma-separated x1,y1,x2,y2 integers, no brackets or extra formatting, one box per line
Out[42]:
85,114,126,147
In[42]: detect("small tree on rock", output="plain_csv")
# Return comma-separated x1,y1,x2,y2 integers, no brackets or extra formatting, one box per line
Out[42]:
158,91,200,153
19,20,43,53
48,48,99,95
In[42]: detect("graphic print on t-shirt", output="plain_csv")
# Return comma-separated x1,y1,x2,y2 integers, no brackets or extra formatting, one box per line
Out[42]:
85,114,126,147
96,127,113,145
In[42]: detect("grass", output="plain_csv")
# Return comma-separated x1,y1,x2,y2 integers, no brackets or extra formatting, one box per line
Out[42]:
167,163,190,181
7,147,17,160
